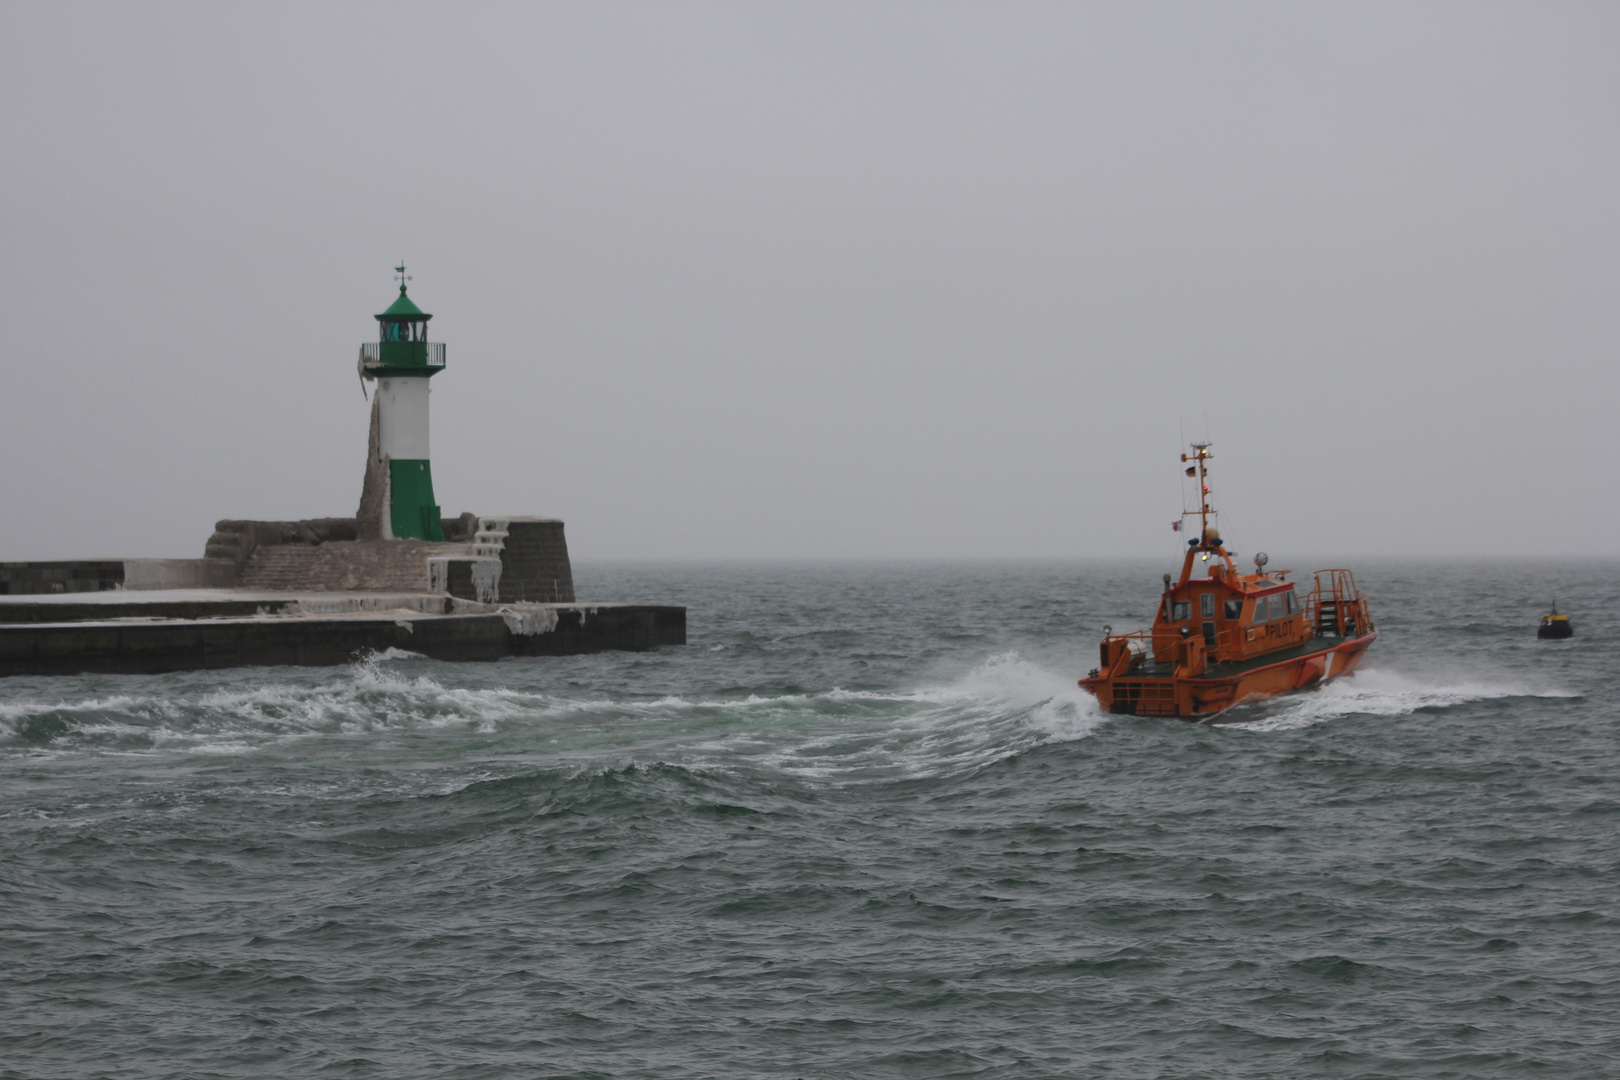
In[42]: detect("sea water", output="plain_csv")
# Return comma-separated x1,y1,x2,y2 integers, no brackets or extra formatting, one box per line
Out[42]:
2,560,1617,1078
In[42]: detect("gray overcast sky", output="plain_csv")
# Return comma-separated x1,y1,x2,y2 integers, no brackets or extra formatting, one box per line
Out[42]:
2,1,1616,562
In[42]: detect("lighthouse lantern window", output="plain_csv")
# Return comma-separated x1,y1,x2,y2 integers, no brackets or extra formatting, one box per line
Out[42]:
381,320,428,343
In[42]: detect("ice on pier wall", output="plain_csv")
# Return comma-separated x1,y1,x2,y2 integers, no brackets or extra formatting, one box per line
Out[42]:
483,518,575,603
499,605,560,636
427,556,503,604
471,559,501,604
473,518,509,558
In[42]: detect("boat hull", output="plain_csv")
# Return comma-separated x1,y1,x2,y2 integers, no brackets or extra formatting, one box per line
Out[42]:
1080,631,1377,721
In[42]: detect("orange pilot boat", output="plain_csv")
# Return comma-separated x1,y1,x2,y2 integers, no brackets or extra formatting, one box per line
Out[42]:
1080,441,1376,720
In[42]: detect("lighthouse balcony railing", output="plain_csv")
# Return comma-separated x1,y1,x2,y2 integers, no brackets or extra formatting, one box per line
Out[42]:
360,341,446,371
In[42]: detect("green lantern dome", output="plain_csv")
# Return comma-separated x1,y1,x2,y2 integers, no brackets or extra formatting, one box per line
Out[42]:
377,284,430,322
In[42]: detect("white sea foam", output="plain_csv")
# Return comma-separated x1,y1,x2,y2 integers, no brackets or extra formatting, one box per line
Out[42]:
922,650,1108,743
668,651,1110,783
1229,666,1575,732
2,645,1122,777
0,694,172,722
369,646,428,662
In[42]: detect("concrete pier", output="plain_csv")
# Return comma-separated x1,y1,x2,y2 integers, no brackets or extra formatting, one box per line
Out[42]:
0,590,684,677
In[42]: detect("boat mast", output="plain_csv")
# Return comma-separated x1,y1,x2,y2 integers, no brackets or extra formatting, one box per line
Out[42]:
1177,442,1236,584
1190,442,1211,537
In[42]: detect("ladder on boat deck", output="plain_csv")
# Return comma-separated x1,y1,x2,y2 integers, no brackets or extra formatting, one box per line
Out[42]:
1308,569,1372,638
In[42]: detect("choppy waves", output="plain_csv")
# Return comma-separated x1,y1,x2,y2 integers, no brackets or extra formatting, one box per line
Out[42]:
4,561,1616,1079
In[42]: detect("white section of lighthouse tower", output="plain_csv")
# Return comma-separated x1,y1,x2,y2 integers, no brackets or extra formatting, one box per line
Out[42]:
375,377,431,461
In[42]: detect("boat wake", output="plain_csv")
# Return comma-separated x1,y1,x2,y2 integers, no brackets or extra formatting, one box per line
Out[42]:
1228,666,1578,731
684,651,1107,782
0,650,1108,782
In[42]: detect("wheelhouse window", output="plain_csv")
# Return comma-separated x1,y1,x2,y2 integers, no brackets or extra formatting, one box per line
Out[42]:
1200,593,1215,618
1224,599,1242,620
1171,600,1191,621
1252,596,1270,623
1283,588,1298,616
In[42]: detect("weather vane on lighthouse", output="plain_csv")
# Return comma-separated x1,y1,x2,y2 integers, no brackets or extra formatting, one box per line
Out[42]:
394,262,411,290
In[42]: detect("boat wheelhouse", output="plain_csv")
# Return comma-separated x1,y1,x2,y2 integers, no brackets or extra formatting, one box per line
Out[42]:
1080,442,1376,720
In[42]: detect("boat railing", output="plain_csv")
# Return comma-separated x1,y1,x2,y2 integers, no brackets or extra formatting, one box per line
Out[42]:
1094,629,1153,676
1149,626,1247,667
1306,570,1374,638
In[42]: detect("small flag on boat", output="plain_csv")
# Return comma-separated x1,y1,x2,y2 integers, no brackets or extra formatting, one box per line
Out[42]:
1171,520,1182,531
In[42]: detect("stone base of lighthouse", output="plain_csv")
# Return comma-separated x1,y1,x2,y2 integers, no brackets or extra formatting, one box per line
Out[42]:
201,516,576,603
186,386,578,601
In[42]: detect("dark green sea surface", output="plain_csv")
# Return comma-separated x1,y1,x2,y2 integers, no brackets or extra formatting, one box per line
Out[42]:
3,561,1617,1079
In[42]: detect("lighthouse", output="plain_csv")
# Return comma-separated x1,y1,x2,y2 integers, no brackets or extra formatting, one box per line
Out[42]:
357,265,446,541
